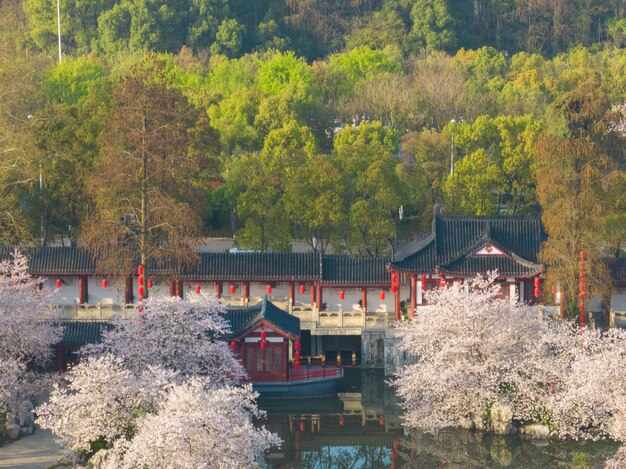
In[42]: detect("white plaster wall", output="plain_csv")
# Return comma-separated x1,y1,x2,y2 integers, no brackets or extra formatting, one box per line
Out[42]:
611,289,626,311
148,278,170,299
87,277,124,304
47,276,79,305
324,288,361,311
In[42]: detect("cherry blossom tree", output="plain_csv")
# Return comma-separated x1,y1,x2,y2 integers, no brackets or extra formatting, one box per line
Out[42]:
0,249,61,418
83,293,246,385
37,354,176,458
108,380,280,469
39,294,278,466
393,272,626,447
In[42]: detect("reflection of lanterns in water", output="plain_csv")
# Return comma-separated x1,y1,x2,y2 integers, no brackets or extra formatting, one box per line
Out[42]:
339,416,345,426
379,415,385,426
299,421,305,432
391,438,398,469
294,430,302,462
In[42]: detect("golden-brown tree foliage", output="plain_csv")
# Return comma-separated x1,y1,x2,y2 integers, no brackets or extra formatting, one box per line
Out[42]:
535,135,613,314
80,58,219,281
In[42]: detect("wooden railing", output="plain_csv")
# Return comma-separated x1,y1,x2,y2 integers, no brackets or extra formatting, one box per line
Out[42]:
289,366,343,382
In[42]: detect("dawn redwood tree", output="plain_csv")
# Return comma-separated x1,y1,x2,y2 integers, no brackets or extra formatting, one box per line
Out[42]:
83,294,246,385
80,57,220,295
394,273,626,466
0,250,61,417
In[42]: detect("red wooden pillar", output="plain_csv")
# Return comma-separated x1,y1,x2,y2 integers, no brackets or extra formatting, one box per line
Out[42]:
175,280,183,299
169,277,176,297
395,284,401,321
316,285,323,311
289,282,295,306
125,275,134,303
215,281,222,300
310,284,316,307
361,287,367,312
243,281,250,305
57,346,64,371
410,274,417,318
78,275,88,305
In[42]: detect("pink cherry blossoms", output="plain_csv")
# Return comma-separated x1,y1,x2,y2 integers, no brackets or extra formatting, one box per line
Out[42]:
393,272,626,446
0,250,61,418
38,294,278,467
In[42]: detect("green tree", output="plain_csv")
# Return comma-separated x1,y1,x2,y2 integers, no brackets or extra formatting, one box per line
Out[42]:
283,155,344,254
225,153,291,251
210,18,245,57
406,0,455,53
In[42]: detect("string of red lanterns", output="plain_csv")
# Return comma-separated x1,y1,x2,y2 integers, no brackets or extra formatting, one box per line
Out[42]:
579,251,586,329
534,277,541,298
421,274,427,291
294,339,301,370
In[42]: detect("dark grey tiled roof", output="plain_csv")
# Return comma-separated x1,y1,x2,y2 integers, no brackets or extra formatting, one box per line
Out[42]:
221,297,300,340
30,247,96,274
58,320,111,345
189,252,320,281
321,256,390,285
390,214,544,277
608,257,626,285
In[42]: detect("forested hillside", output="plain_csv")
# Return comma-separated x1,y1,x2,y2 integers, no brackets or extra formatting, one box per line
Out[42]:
0,0,625,305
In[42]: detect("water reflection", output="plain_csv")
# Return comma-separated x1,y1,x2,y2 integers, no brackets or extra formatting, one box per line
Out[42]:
258,369,618,468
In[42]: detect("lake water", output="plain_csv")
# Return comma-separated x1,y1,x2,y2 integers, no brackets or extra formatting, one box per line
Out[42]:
258,369,619,468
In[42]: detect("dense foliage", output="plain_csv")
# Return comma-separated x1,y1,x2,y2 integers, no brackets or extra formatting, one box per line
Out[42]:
0,0,625,310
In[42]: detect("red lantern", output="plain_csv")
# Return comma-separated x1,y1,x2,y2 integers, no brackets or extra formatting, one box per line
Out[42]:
380,290,385,300
421,275,427,291
579,303,585,312
439,277,446,287
260,328,267,341
299,422,305,432
391,284,398,294
294,360,300,370
580,313,586,323
339,290,345,300
391,272,399,286
579,251,585,260
138,306,143,313
137,265,144,276
299,284,306,294
294,350,301,361
339,416,345,426
195,284,201,294
579,262,585,271
379,415,385,426
260,339,267,351
138,286,145,297
266,284,272,295
294,340,301,352
138,275,144,286
229,284,236,294
551,284,557,295
534,287,540,298
102,279,108,288
148,279,153,288
55,278,62,289
230,341,237,352
534,278,540,288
